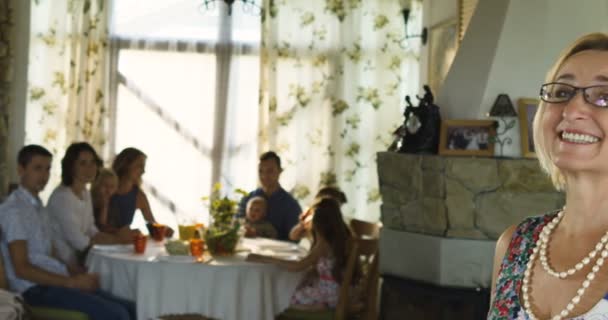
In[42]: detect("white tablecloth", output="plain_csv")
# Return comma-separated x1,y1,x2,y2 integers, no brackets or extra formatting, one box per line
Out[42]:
86,238,305,320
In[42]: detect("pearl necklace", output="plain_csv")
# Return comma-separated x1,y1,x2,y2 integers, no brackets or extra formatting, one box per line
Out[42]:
521,212,608,320
538,211,608,279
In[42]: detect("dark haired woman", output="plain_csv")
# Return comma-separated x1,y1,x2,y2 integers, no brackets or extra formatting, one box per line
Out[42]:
47,142,134,266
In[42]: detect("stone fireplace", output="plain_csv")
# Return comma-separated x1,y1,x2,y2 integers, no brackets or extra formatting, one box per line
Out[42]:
377,152,564,319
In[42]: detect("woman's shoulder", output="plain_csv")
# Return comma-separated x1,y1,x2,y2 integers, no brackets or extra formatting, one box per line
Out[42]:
49,184,69,196
47,185,73,204
113,185,139,198
512,211,559,237
495,211,559,260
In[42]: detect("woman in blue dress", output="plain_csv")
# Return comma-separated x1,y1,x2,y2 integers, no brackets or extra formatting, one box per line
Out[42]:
109,147,173,236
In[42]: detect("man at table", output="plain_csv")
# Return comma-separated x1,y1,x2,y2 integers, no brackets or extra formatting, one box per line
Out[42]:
0,145,134,320
238,151,301,241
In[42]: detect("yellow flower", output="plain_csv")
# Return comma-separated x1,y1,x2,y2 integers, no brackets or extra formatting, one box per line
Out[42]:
300,12,315,26
331,99,349,116
374,15,389,30
345,143,360,158
202,183,245,231
29,87,46,101
389,56,402,70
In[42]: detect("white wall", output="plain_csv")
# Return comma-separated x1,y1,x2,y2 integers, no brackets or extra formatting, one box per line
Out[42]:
8,0,29,182
435,0,608,119
420,0,458,89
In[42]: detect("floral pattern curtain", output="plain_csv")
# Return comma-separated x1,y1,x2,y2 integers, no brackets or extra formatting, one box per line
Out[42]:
26,0,109,198
259,0,422,221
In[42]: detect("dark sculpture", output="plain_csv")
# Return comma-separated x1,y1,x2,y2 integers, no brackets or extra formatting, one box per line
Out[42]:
389,85,441,154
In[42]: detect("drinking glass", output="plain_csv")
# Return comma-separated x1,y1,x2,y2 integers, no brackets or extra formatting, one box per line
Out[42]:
133,234,147,254
151,224,166,242
179,225,196,241
189,239,204,257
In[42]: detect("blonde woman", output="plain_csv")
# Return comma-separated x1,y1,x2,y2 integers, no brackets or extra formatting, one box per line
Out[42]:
109,148,173,236
489,33,608,319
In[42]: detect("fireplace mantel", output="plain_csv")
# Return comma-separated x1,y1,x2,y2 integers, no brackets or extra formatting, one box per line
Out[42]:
377,152,564,288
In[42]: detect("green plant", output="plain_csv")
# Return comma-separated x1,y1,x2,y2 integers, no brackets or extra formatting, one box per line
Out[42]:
202,183,247,255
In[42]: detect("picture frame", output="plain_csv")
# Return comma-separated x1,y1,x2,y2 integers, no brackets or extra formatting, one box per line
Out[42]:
428,18,459,96
518,98,540,158
438,120,497,156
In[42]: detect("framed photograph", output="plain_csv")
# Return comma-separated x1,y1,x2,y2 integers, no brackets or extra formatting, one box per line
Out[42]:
518,98,540,158
439,120,497,156
428,18,459,96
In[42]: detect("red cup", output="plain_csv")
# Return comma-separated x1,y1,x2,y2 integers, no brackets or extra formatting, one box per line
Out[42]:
151,224,166,242
133,234,147,254
189,239,204,257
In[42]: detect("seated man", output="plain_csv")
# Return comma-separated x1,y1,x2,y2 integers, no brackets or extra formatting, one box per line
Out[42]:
0,145,134,320
238,151,301,241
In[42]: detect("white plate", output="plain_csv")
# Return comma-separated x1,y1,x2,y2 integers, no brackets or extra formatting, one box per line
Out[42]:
156,255,196,263
92,244,132,253
262,251,303,260
257,244,302,253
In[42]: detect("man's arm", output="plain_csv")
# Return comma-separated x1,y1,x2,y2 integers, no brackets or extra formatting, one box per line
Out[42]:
9,240,97,291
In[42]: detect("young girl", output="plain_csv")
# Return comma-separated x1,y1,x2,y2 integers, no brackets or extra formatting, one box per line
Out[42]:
109,147,173,236
289,186,348,242
247,198,354,310
91,168,119,232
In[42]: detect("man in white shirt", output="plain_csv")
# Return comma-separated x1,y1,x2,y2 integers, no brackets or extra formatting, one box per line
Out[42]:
0,145,134,320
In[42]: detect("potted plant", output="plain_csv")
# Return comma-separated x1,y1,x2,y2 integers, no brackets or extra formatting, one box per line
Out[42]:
203,183,246,256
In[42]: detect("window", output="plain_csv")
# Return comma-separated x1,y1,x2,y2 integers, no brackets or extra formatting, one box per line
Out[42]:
109,0,261,230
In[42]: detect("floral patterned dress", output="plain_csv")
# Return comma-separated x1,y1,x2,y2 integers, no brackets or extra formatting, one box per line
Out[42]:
291,256,340,308
488,212,608,319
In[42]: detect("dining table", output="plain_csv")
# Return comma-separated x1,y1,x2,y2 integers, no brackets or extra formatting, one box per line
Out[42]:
85,237,306,320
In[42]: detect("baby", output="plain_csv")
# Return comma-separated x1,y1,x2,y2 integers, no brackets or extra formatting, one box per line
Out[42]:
244,196,278,239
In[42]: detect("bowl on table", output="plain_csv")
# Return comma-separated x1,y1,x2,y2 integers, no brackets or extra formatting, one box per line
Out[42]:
164,240,190,255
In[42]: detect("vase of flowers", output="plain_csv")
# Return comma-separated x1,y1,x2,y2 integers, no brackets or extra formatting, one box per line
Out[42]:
202,183,246,256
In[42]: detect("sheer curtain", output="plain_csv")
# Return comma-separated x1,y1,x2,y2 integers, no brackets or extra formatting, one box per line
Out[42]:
109,0,260,229
259,0,422,222
26,0,110,200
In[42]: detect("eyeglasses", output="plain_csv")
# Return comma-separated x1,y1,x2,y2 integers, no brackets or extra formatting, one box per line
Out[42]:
540,82,608,108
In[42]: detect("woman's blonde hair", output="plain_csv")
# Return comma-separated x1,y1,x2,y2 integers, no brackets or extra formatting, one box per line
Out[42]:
112,147,146,184
533,33,608,191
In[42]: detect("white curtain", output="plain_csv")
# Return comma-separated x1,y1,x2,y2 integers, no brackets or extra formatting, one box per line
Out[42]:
108,0,260,229
259,0,422,222
27,0,110,200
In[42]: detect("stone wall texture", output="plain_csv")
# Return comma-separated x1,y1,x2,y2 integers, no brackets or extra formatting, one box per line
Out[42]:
377,152,565,240
0,0,11,198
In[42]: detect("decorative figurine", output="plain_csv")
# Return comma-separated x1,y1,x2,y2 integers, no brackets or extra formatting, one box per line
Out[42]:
389,85,441,154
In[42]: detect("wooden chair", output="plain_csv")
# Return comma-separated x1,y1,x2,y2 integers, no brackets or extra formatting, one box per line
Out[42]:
0,233,89,320
277,238,379,320
349,219,380,239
